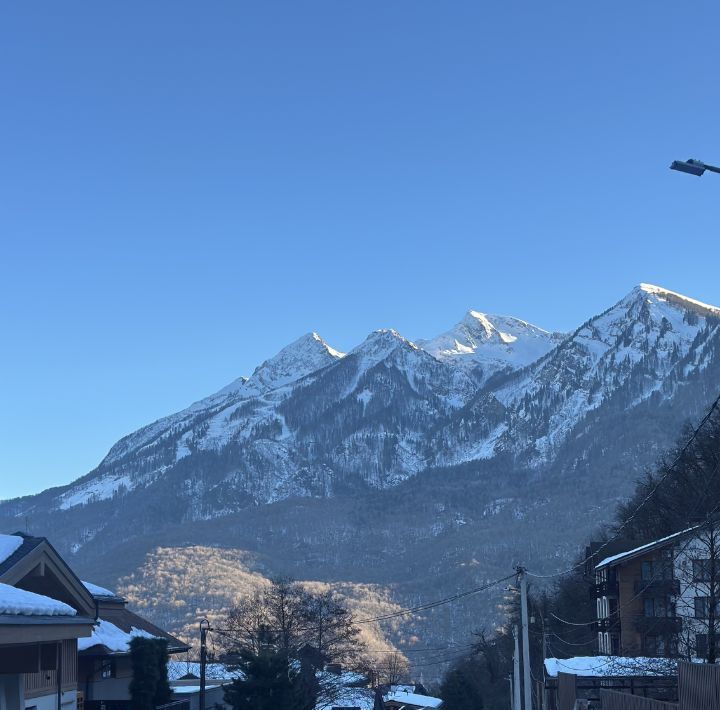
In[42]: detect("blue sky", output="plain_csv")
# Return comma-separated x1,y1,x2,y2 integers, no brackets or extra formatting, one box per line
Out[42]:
2,2,720,498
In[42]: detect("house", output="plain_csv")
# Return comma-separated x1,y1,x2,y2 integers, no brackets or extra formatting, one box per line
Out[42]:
0,532,188,710
382,685,442,710
593,524,720,660
78,580,188,710
0,533,96,710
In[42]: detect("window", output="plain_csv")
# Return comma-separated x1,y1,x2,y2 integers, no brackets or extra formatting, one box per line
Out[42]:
100,659,115,679
611,635,620,655
693,559,712,583
642,561,654,581
644,597,655,617
695,597,710,619
644,597,674,617
696,633,708,659
645,635,657,655
598,632,604,653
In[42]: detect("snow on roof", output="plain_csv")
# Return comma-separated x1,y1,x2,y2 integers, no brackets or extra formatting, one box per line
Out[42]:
0,582,77,617
0,535,23,565
544,656,677,678
167,660,243,681
77,618,156,653
596,527,697,569
171,685,222,694
82,580,117,598
384,689,443,708
328,687,377,710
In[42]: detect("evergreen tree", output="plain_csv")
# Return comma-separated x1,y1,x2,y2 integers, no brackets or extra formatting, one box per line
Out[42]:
152,639,172,707
440,658,484,710
129,638,162,710
223,649,306,710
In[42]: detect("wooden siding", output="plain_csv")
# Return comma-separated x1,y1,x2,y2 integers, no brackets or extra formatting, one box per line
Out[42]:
25,639,78,699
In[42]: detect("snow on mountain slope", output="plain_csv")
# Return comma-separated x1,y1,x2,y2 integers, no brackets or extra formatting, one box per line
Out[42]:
419,311,563,382
440,284,720,465
54,332,344,510
25,284,720,522
222,332,345,394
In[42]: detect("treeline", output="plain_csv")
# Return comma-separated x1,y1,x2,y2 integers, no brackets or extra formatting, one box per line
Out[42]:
439,402,720,710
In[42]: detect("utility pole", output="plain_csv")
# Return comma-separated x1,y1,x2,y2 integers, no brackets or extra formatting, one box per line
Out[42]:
518,567,532,710
199,618,212,710
513,626,521,710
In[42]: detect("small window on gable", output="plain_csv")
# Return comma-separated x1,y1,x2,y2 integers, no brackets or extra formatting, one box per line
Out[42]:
100,659,115,679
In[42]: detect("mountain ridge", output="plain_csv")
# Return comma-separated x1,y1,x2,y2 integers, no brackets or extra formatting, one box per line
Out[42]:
3,282,720,671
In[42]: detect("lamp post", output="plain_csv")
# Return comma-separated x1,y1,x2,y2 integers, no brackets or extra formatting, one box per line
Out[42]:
670,158,720,177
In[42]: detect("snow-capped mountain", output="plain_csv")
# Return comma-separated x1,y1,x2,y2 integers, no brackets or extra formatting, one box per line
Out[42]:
6,283,720,521
2,283,720,651
418,311,564,384
436,283,720,466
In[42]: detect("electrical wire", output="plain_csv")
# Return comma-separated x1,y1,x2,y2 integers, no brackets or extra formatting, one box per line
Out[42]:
550,497,720,630
353,573,517,624
525,392,720,580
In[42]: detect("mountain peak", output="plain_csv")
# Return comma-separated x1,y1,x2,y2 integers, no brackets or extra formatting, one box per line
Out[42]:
247,331,345,391
623,284,720,319
419,311,561,381
349,329,418,363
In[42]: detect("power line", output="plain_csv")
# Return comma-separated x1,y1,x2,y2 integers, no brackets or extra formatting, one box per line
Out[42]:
551,499,720,629
526,393,720,581
353,573,517,624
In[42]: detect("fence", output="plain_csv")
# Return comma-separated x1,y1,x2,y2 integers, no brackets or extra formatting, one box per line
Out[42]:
558,662,720,710
677,661,720,710
600,690,678,710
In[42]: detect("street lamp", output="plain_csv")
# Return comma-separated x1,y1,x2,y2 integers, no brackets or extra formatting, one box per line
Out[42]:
670,158,720,177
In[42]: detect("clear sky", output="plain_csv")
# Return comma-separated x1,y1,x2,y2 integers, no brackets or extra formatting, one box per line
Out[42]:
2,2,720,499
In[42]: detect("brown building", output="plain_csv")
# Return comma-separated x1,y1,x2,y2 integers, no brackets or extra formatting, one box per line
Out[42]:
594,530,688,658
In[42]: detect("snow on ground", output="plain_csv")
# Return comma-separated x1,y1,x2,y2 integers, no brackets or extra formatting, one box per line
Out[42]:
0,582,76,616
0,534,22,564
82,580,117,598
544,656,676,678
77,618,155,652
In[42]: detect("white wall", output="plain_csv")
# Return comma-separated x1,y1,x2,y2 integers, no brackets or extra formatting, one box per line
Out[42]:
24,689,76,710
0,676,23,710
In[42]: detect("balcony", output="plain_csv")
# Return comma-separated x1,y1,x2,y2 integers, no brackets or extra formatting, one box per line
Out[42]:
592,617,621,632
633,616,682,635
634,579,681,596
592,579,620,598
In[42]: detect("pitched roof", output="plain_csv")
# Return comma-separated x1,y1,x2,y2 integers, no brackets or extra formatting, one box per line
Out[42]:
0,534,44,577
595,527,697,570
79,604,188,655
